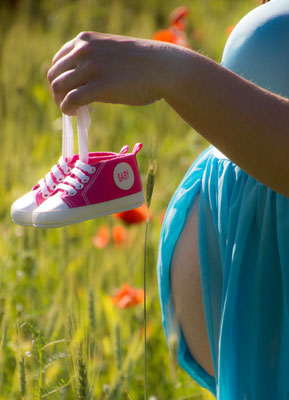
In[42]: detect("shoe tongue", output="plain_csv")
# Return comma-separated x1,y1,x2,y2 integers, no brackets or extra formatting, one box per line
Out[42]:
87,154,111,165
69,154,79,164
87,158,95,165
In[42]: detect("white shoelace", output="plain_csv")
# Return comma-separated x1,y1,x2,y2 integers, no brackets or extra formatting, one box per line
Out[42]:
57,160,96,196
38,107,92,198
39,157,72,198
57,107,92,197
38,113,74,198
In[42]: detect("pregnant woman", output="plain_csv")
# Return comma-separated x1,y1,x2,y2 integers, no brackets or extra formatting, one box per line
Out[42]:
47,0,289,397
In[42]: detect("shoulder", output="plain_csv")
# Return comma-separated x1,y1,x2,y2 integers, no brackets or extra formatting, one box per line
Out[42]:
221,0,289,98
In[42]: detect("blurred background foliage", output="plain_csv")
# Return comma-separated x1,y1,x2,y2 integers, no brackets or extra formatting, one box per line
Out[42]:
0,0,258,398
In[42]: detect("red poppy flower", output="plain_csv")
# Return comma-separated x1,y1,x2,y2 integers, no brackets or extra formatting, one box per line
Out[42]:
92,225,110,249
110,283,144,309
114,204,152,225
152,27,189,48
226,25,236,37
112,224,128,244
169,6,189,30
152,28,179,44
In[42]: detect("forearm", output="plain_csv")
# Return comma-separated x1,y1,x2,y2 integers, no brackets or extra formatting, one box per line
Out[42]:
159,45,289,197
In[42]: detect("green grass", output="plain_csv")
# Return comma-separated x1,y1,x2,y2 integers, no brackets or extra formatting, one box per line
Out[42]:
0,0,258,398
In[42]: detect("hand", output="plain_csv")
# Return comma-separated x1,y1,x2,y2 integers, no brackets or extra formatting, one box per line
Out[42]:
47,31,167,115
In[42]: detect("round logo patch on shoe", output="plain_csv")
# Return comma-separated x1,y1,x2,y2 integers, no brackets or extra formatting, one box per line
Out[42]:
113,162,134,190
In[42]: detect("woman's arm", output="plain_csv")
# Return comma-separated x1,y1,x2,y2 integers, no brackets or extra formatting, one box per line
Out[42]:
162,45,289,198
48,32,289,197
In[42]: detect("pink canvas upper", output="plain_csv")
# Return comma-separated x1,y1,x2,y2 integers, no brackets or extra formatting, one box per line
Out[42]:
55,144,143,208
32,149,126,206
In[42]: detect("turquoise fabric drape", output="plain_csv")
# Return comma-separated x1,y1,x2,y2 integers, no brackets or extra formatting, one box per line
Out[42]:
157,147,289,399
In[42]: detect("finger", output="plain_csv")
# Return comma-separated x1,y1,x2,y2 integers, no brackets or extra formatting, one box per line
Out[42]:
60,83,100,115
47,53,77,84
52,39,76,65
50,69,87,105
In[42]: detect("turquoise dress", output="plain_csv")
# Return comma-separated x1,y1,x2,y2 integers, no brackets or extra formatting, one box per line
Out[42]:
157,0,289,398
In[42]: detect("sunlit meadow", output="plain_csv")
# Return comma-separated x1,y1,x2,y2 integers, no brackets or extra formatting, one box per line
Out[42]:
1,0,258,398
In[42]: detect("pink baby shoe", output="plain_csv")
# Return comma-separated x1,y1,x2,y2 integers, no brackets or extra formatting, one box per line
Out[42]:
11,156,77,226
33,143,144,228
11,114,76,226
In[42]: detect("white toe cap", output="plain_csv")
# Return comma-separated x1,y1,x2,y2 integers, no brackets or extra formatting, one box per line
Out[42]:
33,196,69,227
34,196,69,213
11,191,38,225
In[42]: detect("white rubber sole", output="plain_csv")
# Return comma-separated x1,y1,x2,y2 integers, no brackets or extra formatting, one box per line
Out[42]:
11,191,38,226
11,207,34,226
33,191,145,228
11,218,33,227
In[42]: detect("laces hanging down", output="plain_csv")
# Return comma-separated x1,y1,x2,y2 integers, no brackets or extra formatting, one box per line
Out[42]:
57,106,93,196
62,113,74,161
77,106,90,164
38,112,75,198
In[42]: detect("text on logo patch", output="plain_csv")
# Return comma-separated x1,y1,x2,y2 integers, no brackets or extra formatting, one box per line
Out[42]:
113,162,134,190
117,170,129,182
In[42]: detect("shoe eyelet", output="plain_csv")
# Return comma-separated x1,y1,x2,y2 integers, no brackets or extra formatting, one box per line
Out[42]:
57,176,64,182
66,167,72,174
69,190,77,196
42,193,49,199
89,166,96,174
51,184,57,190
81,176,90,183
77,183,84,190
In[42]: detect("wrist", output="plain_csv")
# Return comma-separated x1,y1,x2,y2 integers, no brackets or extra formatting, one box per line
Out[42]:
149,42,197,102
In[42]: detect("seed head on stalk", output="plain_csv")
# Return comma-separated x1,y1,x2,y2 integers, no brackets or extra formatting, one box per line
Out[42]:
88,290,96,331
146,160,157,210
19,355,26,398
78,349,90,400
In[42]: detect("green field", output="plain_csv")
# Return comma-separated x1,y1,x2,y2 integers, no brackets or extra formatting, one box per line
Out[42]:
0,0,257,398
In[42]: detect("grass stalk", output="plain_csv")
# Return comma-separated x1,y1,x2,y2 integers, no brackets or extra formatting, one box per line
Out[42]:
19,355,26,399
88,289,96,331
78,348,90,400
115,323,122,372
144,160,157,400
